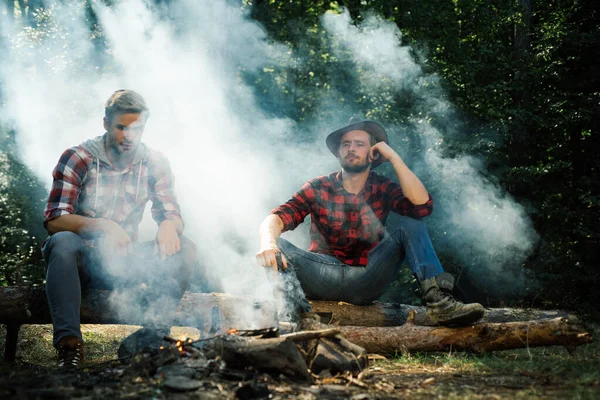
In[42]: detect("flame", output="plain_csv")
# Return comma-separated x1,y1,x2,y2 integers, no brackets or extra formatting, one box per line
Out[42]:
159,346,165,350
228,329,238,334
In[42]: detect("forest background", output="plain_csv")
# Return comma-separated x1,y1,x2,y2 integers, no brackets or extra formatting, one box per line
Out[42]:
0,0,598,319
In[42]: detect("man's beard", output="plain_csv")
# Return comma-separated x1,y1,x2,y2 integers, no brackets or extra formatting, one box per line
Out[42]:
341,156,370,173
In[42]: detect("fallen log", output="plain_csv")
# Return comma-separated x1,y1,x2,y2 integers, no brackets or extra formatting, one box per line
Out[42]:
309,300,579,326
0,286,278,362
0,286,278,329
0,286,576,328
338,311,593,354
1,287,591,361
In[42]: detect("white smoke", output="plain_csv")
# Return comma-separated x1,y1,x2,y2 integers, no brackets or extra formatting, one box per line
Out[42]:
0,1,537,320
322,10,538,295
0,0,330,326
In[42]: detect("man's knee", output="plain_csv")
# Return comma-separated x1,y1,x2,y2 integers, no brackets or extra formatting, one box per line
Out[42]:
276,238,294,253
391,216,429,238
179,235,197,264
174,235,197,282
44,231,84,262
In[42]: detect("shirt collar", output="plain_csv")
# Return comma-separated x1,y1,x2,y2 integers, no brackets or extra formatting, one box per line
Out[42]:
332,170,374,194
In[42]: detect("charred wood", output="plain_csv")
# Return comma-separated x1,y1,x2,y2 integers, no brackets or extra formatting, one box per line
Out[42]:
201,335,312,381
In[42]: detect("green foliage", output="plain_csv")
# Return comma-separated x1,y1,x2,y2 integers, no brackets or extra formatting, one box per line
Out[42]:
0,128,47,286
0,0,598,317
248,0,600,315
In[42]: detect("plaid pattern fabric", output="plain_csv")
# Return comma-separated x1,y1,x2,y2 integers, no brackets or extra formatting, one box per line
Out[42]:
272,171,433,266
44,143,182,243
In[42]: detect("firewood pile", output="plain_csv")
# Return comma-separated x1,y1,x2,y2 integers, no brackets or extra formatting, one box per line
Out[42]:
0,323,371,399
123,317,367,383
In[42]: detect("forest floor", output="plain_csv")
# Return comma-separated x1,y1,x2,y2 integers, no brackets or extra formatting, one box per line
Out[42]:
0,323,599,399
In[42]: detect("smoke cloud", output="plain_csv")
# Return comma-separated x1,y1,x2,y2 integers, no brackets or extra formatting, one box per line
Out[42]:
0,1,537,326
322,10,538,298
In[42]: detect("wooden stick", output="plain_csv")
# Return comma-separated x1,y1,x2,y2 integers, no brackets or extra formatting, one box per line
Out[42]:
279,328,341,342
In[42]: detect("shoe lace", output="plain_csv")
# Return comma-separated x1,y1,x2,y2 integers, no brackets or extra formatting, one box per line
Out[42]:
58,344,82,368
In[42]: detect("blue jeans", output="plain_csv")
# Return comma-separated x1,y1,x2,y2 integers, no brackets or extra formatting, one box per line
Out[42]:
43,231,196,346
277,216,444,314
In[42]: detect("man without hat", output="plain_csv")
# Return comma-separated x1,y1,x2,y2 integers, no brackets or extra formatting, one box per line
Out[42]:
256,117,484,325
43,90,197,369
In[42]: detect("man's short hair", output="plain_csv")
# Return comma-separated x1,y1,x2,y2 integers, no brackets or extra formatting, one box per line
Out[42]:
104,90,149,121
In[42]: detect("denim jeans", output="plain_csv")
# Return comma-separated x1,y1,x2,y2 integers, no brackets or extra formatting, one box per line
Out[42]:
276,215,444,314
43,231,196,346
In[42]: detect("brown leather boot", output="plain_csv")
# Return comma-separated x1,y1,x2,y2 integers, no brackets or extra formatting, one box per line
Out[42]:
56,336,84,370
421,273,485,326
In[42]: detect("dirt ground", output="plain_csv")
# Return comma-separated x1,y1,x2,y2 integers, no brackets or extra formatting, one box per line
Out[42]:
0,324,599,399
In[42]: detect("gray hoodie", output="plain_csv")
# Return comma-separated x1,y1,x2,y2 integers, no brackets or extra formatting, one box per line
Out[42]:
44,134,182,242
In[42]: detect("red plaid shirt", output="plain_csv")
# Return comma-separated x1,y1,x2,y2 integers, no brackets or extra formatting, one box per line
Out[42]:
44,139,182,243
272,171,433,266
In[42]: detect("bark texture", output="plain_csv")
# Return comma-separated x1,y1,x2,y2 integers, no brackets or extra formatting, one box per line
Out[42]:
0,286,278,331
309,300,579,326
338,311,592,354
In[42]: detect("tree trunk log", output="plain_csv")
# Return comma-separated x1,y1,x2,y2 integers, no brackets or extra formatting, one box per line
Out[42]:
338,311,592,354
1,287,593,361
0,286,278,332
309,300,579,326
0,287,581,328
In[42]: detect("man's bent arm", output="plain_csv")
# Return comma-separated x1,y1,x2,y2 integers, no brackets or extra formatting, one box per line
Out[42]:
259,214,284,249
257,214,286,271
389,156,430,205
46,214,119,236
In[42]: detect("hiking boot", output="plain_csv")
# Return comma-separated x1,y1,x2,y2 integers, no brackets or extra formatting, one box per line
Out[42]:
117,327,170,363
421,273,485,326
56,336,84,370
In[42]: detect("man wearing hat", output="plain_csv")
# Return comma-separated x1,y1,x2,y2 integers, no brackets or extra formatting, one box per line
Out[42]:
256,117,484,326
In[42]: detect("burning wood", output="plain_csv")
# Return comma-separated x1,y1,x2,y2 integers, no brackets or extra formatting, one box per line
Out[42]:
121,324,368,383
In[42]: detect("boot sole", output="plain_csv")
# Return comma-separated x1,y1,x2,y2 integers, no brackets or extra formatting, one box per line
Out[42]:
428,308,485,327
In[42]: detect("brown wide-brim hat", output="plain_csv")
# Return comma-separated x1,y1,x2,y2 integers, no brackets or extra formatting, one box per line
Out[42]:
326,116,389,168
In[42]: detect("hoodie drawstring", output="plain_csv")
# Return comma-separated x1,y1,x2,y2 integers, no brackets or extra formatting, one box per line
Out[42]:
135,161,142,203
94,158,99,210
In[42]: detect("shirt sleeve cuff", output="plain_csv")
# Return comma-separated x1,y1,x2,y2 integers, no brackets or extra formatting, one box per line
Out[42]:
411,195,433,218
271,210,294,232
43,209,72,229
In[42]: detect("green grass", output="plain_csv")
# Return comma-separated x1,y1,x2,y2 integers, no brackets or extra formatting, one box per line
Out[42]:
376,325,600,398
0,324,200,369
1,323,598,399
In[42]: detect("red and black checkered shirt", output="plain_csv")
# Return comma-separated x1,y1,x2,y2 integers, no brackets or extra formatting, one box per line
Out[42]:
271,171,433,266
44,139,182,244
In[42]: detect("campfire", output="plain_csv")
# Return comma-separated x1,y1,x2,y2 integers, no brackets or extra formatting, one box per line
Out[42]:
121,314,368,395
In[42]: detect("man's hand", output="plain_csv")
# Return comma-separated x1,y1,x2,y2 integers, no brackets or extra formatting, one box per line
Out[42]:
256,245,288,273
370,141,402,164
257,214,286,272
103,220,133,257
154,219,181,260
